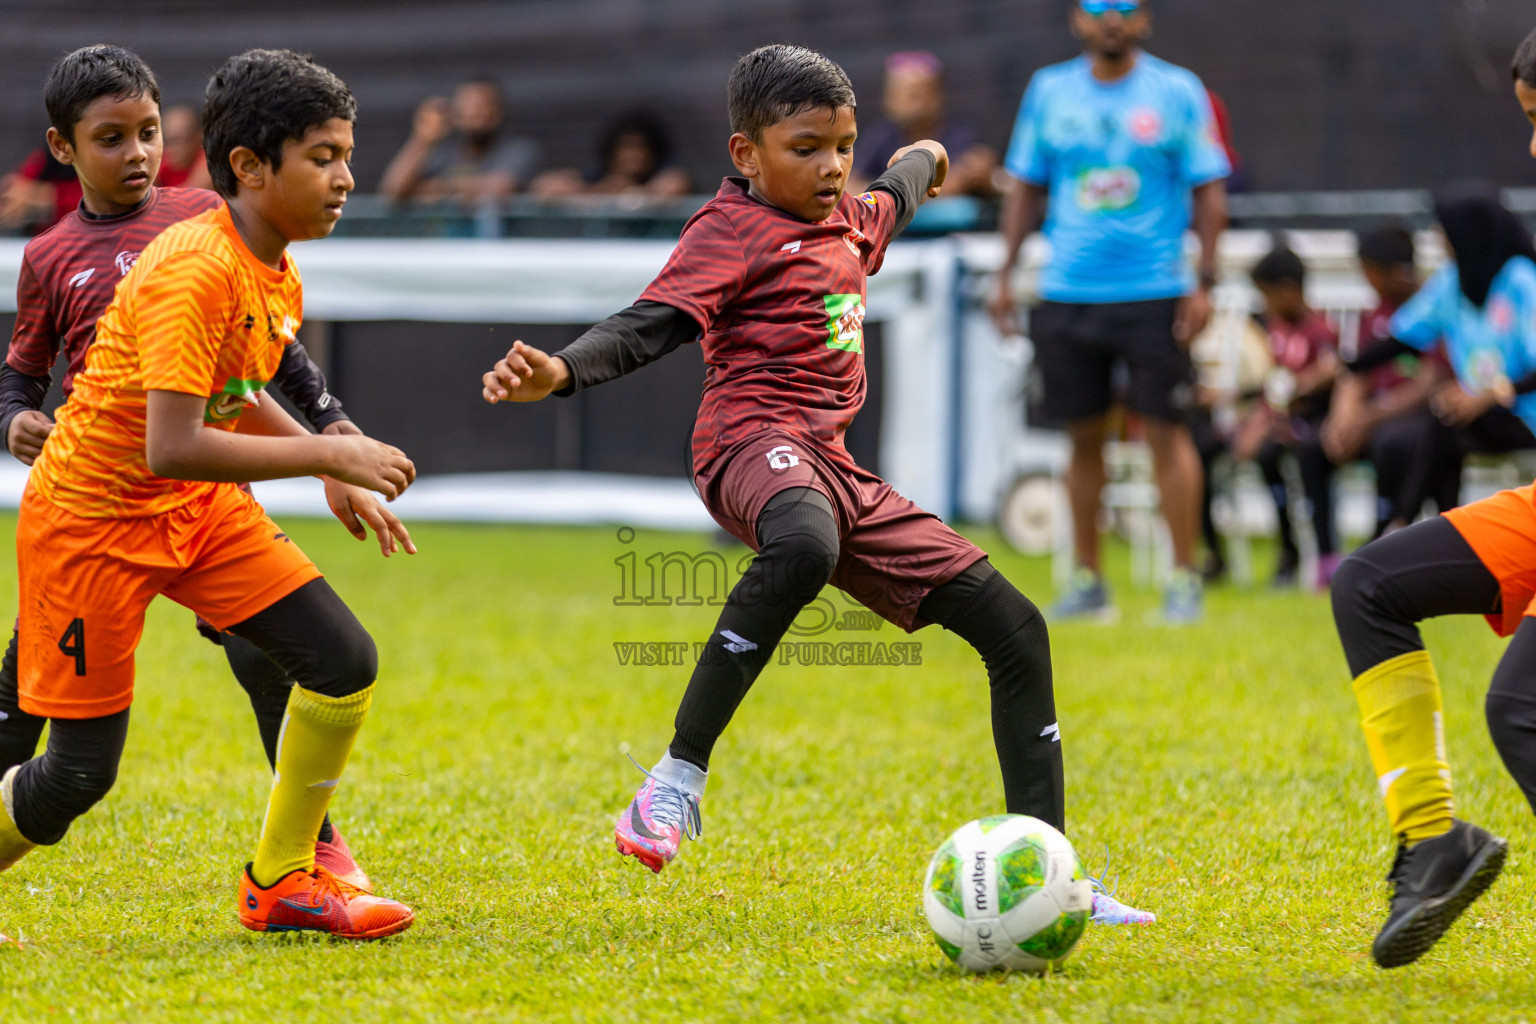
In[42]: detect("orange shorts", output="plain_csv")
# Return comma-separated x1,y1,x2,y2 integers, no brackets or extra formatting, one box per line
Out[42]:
1444,483,1536,637
16,482,320,718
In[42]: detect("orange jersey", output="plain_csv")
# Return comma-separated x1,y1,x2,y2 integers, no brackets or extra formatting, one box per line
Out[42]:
30,204,302,518
1444,484,1536,637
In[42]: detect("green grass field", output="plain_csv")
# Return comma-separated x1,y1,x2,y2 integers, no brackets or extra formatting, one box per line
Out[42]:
1,512,1533,1023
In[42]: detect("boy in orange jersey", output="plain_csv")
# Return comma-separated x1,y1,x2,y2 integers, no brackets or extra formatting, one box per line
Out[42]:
0,49,417,940
0,44,392,894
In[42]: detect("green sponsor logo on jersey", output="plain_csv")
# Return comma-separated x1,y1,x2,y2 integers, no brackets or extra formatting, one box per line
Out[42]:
205,377,267,424
824,293,866,353
1075,165,1141,212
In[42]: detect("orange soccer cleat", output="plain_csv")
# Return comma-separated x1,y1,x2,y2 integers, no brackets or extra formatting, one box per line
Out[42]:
238,863,413,940
314,826,372,893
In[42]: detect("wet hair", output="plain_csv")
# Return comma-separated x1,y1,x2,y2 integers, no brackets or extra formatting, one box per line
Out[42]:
728,44,856,140
1513,27,1536,87
202,49,355,198
44,45,160,144
1357,223,1415,268
599,109,672,175
1251,245,1306,288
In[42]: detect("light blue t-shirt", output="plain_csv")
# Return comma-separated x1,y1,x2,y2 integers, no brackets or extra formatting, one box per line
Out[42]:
1392,256,1536,433
1005,54,1230,303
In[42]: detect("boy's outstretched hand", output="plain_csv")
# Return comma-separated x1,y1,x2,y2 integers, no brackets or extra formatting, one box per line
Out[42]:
322,476,417,556
889,140,949,198
483,341,570,404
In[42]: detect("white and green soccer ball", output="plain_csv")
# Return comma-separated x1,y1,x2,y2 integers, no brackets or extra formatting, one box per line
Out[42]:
922,814,1092,973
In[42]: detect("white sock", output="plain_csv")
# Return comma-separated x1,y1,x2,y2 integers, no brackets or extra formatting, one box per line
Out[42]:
652,752,707,799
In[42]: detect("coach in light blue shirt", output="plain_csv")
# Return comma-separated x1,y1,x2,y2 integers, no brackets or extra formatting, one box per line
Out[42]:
991,0,1229,624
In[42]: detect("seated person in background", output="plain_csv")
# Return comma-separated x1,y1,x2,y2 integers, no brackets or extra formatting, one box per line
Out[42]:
530,109,691,199
1322,224,1450,536
379,77,539,204
154,103,212,190
849,51,998,198
0,147,82,234
1232,245,1341,587
1351,186,1536,501
1191,315,1274,584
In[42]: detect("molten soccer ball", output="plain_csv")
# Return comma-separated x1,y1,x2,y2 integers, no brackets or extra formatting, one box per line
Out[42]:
922,814,1091,973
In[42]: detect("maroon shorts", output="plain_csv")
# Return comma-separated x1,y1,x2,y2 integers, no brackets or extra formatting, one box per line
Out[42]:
695,432,986,631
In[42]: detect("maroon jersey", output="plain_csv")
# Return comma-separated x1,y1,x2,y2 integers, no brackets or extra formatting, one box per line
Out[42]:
640,178,901,472
9,187,221,395
1263,308,1337,373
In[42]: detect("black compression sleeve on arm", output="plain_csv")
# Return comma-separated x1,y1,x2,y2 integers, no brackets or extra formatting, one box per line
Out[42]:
0,364,51,455
553,299,701,396
271,341,349,432
1345,337,1417,374
869,149,937,236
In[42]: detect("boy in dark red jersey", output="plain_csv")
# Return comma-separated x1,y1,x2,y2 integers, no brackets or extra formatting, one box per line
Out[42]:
483,44,1151,925
1232,245,1341,587
0,45,402,890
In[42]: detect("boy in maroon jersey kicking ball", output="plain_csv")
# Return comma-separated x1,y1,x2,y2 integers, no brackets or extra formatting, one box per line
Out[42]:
0,45,407,890
483,44,1152,924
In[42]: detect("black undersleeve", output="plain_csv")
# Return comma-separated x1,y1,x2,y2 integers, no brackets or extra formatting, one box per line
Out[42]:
917,561,1065,831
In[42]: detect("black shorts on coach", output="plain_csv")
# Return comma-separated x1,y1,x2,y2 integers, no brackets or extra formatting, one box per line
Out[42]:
1028,297,1195,425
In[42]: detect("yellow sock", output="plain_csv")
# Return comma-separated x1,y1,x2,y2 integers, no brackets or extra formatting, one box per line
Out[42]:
252,683,372,887
0,766,38,872
1353,650,1454,845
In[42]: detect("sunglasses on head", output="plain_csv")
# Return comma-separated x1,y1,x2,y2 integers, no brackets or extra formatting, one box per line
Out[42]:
1080,0,1141,15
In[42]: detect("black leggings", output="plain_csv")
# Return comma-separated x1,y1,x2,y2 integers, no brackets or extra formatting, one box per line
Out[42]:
8,579,375,846
1331,516,1536,815
667,487,1064,830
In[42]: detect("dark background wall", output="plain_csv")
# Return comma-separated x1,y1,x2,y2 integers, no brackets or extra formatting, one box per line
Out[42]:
3,0,1534,195
0,312,885,479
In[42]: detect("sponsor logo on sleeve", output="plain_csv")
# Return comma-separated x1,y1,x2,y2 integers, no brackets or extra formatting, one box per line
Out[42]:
205,378,267,423
854,192,879,209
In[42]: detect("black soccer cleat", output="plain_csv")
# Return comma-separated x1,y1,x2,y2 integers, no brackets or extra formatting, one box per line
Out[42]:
1372,818,1507,969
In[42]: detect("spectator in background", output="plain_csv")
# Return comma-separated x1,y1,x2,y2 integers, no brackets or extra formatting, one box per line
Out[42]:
990,0,1229,623
380,77,540,204
0,147,81,234
1233,246,1340,587
154,104,211,189
530,109,691,199
1350,187,1536,505
1322,225,1450,535
850,51,998,198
